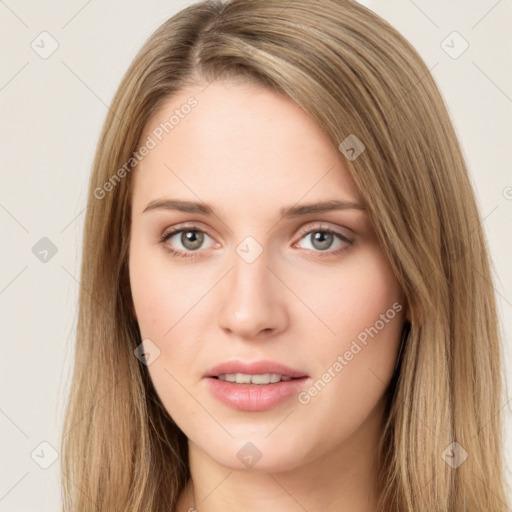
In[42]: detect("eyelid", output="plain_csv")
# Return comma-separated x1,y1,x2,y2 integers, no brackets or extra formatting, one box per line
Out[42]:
293,222,353,242
160,222,216,241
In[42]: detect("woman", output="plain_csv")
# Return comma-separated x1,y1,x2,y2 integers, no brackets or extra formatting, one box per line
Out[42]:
60,0,510,510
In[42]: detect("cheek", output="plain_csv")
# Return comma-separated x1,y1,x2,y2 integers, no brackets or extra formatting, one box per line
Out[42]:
129,238,195,340
129,237,209,388
293,246,404,350
337,254,403,342
129,243,204,424
298,249,404,422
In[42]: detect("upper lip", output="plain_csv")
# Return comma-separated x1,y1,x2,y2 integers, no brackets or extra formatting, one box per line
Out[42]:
204,360,308,379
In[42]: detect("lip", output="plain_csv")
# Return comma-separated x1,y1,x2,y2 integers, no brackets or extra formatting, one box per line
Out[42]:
204,360,308,379
203,360,310,412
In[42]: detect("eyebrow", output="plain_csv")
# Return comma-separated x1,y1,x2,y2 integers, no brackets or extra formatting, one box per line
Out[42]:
142,198,366,219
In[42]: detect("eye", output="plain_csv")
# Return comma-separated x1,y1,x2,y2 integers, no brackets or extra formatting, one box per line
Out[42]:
159,225,216,259
158,224,353,260
294,226,352,257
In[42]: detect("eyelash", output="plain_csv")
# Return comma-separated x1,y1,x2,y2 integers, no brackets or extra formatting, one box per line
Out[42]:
158,224,353,261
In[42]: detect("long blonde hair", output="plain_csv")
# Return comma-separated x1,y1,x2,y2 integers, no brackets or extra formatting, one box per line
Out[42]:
60,1,510,510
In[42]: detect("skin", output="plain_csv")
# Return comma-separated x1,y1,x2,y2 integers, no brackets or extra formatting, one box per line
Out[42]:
128,79,407,512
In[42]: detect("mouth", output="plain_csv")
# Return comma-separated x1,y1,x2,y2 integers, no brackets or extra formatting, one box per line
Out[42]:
203,360,310,411
212,373,299,384
204,360,308,381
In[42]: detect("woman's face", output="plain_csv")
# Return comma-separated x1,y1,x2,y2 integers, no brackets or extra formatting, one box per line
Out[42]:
129,80,406,472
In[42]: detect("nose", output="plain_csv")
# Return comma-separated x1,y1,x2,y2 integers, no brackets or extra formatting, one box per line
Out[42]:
217,248,289,340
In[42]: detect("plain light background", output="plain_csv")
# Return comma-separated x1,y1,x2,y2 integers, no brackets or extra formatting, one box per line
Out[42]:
0,1,510,510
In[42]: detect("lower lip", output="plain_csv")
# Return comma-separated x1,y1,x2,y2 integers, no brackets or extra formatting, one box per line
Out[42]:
205,376,309,411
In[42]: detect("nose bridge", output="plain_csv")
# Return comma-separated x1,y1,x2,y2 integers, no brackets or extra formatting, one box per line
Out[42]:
231,242,271,299
217,236,287,337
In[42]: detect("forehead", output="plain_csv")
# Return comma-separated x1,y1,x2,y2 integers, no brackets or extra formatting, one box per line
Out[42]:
131,81,362,214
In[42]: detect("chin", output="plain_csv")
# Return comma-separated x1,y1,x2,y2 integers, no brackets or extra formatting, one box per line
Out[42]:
197,436,311,473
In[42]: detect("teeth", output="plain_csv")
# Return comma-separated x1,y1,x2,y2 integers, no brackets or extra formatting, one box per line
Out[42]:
217,373,294,384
